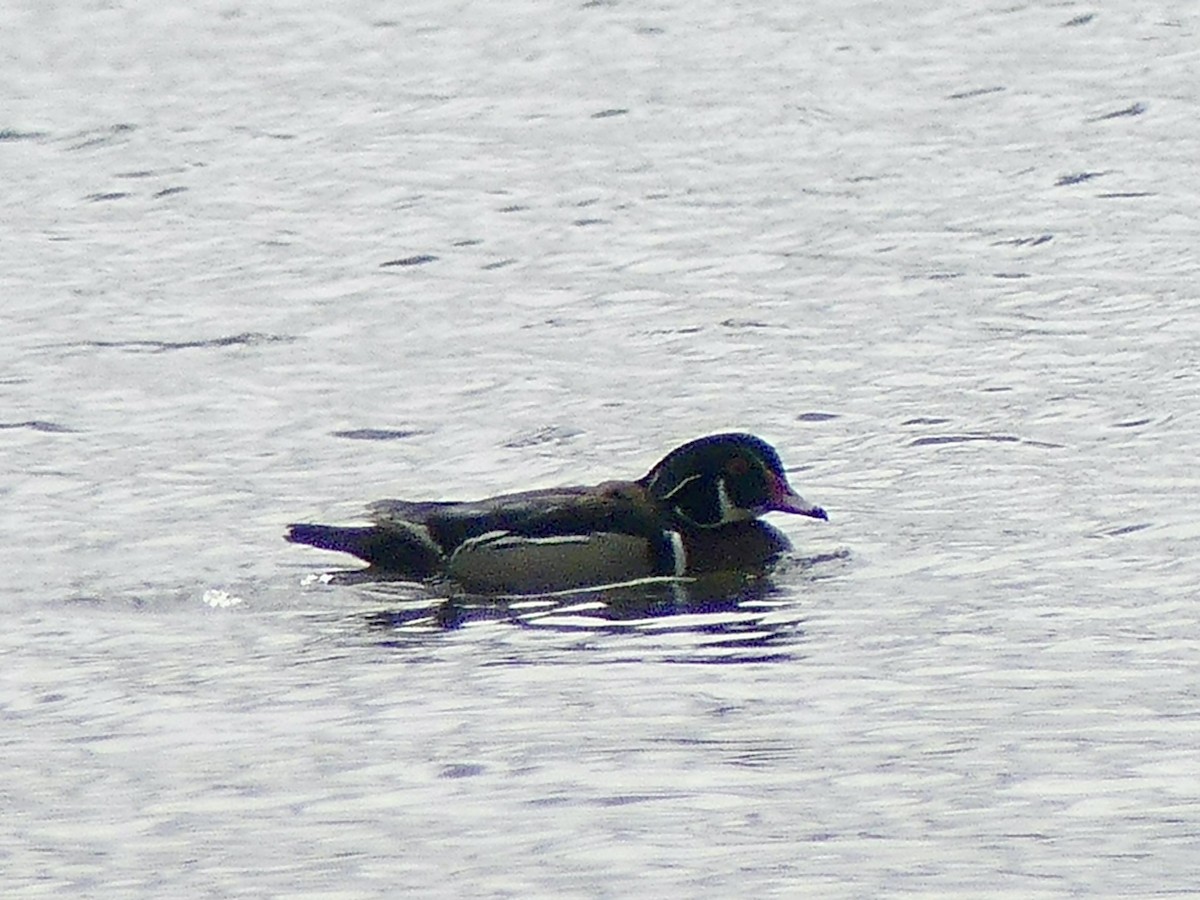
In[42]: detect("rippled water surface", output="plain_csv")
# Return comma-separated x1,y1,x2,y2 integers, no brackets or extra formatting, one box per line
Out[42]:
5,1,1199,896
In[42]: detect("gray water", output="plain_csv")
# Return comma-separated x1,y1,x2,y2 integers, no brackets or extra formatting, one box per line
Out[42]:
4,1,1199,896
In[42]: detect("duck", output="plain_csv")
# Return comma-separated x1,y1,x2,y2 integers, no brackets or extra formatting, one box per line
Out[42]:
285,432,827,594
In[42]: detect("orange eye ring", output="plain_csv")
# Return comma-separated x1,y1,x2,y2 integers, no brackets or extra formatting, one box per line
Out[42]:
725,456,750,476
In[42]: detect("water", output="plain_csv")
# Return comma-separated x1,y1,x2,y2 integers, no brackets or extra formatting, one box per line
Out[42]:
4,1,1199,895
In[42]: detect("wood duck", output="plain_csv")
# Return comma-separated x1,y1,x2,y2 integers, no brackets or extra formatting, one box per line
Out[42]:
286,432,827,594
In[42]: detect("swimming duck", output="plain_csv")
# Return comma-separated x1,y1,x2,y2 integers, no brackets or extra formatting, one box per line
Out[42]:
285,432,827,594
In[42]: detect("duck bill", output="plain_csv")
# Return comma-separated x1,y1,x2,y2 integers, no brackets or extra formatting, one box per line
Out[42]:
768,474,828,520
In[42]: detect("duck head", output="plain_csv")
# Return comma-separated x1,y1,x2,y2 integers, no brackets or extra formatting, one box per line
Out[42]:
640,433,828,528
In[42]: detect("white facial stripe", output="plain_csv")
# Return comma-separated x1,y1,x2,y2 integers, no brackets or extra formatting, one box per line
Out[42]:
667,530,686,576
658,473,701,501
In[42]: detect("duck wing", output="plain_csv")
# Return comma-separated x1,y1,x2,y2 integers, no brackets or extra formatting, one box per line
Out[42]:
368,482,665,552
288,483,674,589
369,483,674,593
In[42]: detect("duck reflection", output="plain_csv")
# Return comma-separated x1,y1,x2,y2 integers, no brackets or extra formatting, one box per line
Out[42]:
349,550,847,658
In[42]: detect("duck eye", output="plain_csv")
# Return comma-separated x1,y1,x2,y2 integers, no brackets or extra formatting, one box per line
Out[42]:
725,456,750,477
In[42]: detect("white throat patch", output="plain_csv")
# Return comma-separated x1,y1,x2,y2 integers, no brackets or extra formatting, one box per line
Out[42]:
716,477,735,523
667,530,686,576
716,476,753,524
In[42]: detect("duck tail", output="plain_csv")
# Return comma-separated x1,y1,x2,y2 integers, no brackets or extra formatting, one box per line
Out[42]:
285,523,442,576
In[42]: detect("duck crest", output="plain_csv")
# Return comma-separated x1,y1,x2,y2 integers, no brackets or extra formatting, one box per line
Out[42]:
651,469,729,528
640,432,794,529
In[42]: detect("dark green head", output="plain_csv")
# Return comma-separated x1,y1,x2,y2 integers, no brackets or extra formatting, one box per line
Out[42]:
640,433,827,529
